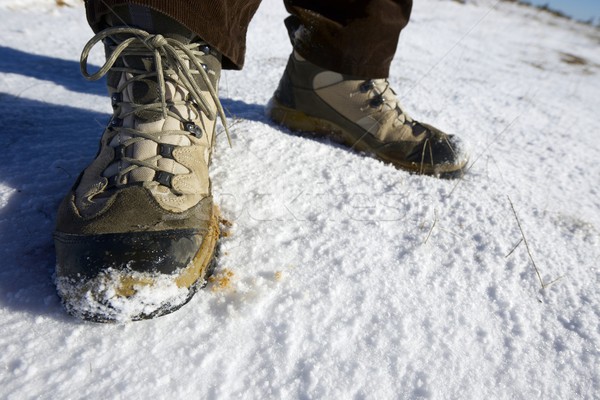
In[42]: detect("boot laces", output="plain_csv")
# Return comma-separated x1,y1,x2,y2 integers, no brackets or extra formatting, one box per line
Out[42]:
357,79,416,127
80,27,231,189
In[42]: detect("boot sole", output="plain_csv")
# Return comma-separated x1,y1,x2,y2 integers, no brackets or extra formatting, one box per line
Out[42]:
266,97,467,179
56,206,221,323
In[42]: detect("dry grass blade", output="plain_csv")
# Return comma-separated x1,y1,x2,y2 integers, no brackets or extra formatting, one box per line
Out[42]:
505,238,523,258
507,196,545,288
423,209,438,245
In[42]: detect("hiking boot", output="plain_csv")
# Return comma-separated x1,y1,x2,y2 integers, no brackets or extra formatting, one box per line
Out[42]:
53,23,227,322
267,51,469,178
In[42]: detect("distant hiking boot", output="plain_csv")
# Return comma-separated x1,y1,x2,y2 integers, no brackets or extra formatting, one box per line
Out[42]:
54,26,228,322
267,51,469,178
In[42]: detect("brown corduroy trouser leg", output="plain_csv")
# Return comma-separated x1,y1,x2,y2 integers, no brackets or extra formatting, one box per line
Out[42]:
84,0,412,78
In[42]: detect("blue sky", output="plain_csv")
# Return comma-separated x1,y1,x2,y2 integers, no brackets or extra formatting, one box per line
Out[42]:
524,0,600,22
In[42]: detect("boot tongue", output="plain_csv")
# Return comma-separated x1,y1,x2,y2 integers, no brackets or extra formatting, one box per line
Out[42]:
132,77,159,103
103,5,198,122
122,32,197,121
131,78,162,121
104,4,222,104
121,53,163,122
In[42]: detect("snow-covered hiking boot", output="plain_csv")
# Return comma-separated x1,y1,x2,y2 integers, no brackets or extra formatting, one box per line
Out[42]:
267,52,469,178
53,26,228,322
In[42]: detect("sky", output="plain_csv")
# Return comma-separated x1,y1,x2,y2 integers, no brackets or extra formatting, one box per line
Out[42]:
524,0,600,22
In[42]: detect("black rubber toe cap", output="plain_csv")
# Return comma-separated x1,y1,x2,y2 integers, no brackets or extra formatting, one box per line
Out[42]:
54,229,203,281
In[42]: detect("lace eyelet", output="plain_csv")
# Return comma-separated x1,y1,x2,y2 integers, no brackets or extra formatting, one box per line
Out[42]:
113,144,127,161
111,92,122,109
360,80,375,93
155,171,174,188
110,117,123,127
199,45,210,55
184,121,203,138
106,175,120,188
158,143,176,158
369,95,385,108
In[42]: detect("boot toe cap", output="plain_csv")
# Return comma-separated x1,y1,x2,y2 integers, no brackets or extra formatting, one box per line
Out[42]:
54,222,219,322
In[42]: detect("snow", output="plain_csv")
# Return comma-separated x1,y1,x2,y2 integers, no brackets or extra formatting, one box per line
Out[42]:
1,0,599,398
55,268,193,323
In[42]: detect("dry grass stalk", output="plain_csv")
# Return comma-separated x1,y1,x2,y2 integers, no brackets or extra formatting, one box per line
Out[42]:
507,196,563,290
423,209,438,245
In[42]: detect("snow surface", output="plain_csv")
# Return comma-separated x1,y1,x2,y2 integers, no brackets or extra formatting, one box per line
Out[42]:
1,0,599,398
